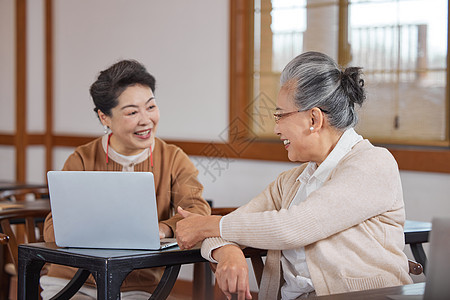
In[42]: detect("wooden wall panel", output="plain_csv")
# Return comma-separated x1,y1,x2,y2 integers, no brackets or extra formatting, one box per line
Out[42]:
15,0,27,182
1,0,449,180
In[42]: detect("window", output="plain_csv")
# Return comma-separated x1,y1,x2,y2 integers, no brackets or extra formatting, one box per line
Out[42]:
249,0,449,146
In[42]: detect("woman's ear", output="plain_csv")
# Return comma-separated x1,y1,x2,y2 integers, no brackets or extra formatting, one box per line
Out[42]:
97,110,110,127
310,107,324,130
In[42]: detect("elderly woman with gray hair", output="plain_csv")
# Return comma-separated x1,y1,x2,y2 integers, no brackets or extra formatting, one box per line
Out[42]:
175,51,413,300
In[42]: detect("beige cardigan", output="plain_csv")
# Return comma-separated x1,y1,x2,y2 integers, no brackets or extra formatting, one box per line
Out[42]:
202,140,412,299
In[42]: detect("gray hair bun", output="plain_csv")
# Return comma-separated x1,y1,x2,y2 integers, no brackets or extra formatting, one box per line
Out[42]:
340,67,366,107
280,51,366,130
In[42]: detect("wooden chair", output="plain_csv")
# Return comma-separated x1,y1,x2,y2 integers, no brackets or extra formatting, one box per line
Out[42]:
0,209,50,300
408,259,424,275
0,186,49,249
0,209,49,269
0,187,49,300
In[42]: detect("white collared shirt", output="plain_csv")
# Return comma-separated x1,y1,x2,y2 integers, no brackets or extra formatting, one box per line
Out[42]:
101,134,154,171
280,128,363,299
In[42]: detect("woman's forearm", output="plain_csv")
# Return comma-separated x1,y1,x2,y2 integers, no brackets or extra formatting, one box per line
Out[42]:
176,207,222,249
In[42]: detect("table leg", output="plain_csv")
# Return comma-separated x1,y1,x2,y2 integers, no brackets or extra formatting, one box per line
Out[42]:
410,243,428,274
193,262,213,300
0,245,9,299
150,265,181,300
95,269,130,300
18,248,45,300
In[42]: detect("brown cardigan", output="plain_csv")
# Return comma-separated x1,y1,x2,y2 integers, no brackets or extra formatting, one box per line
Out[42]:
43,136,210,293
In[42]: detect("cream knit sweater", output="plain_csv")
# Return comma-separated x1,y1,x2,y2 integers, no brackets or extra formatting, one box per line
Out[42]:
202,140,413,299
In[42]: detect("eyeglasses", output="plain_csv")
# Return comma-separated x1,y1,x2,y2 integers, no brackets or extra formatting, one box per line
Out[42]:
273,107,329,124
273,110,302,124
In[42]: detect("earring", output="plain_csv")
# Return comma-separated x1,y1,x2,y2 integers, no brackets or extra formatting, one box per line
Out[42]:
104,125,109,134
310,126,314,131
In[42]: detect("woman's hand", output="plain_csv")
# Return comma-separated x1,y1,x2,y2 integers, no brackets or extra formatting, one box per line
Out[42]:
213,245,252,300
175,207,221,249
158,222,173,238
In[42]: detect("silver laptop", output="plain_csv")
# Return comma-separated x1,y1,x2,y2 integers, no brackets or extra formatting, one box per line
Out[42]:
423,217,450,299
388,217,450,299
47,171,177,250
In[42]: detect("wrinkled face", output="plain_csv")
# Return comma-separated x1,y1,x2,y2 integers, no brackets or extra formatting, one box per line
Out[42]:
273,86,314,163
99,84,160,156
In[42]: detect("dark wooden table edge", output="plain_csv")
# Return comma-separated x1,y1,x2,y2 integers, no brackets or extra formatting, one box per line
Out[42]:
18,242,206,300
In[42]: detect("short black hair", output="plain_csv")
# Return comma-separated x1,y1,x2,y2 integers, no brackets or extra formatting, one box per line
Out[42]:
90,59,156,117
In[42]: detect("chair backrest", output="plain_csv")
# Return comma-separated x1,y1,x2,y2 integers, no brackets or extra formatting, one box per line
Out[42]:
0,209,49,270
0,187,49,201
211,207,237,216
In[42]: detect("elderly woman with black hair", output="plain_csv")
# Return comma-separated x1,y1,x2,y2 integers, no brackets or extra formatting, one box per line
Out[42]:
40,60,211,299
176,51,413,300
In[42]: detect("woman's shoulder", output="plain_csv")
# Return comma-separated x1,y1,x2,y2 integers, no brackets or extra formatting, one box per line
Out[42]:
154,137,194,169
153,138,203,179
343,139,399,170
154,137,185,156
352,139,395,159
62,137,104,171
71,136,104,158
74,136,103,151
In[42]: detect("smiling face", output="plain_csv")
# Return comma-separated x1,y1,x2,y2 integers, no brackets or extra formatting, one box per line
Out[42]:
98,84,160,156
273,85,316,163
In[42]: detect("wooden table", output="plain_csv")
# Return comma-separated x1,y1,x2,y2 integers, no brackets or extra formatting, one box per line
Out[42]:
0,181,47,192
0,199,50,216
18,242,206,300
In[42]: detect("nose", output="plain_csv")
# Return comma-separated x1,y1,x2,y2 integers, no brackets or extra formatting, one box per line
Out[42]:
274,123,281,136
138,109,152,125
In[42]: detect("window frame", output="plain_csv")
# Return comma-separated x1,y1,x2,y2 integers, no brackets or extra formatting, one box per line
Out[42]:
222,0,450,173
